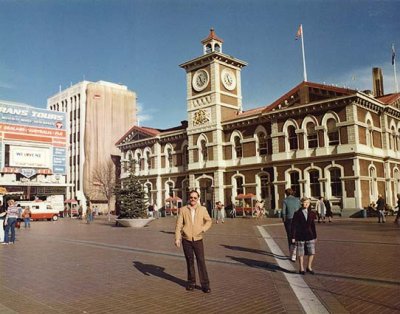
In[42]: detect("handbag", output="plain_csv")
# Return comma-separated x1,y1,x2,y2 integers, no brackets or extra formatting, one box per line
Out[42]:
290,243,297,262
15,220,21,229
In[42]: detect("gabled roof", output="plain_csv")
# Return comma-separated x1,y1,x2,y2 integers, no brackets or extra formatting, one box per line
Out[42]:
262,81,357,114
116,122,188,146
116,125,161,146
377,93,400,105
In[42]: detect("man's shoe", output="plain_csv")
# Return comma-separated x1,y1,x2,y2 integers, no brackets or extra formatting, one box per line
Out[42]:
186,285,195,291
299,271,305,275
306,268,315,275
202,287,211,293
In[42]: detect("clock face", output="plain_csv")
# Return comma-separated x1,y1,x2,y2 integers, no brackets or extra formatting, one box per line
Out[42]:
192,69,209,92
221,68,236,91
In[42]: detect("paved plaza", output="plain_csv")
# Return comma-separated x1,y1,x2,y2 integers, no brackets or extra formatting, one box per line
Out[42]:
0,215,399,313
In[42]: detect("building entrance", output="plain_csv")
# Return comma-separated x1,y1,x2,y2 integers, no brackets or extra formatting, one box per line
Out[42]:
198,178,213,215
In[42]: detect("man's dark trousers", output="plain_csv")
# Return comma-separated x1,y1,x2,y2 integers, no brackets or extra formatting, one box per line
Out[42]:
182,238,209,288
284,219,293,250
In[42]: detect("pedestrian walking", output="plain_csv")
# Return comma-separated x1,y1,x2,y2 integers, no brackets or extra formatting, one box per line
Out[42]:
86,202,93,224
22,206,31,228
3,199,20,245
175,190,212,293
395,194,400,224
316,196,326,223
324,198,333,222
376,194,386,223
291,197,317,275
215,201,225,223
282,188,301,259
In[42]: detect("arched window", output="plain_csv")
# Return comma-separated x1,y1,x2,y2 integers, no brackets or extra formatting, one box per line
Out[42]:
206,44,212,53
391,126,397,150
201,140,208,162
146,151,151,170
145,183,152,203
290,171,300,197
327,119,339,145
215,44,221,52
369,167,377,198
167,182,174,197
167,148,173,168
309,170,321,197
394,169,400,195
330,168,342,197
307,122,318,148
258,132,268,156
235,176,244,195
182,145,189,169
288,125,298,150
397,128,400,151
135,152,141,174
234,136,242,158
260,174,269,199
366,120,373,147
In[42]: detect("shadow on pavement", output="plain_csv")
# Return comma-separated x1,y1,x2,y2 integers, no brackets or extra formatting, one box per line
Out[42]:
133,261,186,288
160,231,175,235
221,244,289,260
226,256,295,274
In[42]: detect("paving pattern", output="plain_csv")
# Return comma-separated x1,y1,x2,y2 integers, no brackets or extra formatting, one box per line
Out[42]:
0,215,398,313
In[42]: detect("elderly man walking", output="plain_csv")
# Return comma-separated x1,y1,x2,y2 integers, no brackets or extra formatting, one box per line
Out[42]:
282,188,301,260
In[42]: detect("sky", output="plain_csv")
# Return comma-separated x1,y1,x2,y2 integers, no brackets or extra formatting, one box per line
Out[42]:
0,0,399,129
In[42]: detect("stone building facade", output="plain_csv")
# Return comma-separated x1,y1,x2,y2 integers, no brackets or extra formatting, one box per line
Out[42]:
116,29,400,217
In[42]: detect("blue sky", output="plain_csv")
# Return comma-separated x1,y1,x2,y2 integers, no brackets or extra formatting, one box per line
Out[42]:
0,0,399,129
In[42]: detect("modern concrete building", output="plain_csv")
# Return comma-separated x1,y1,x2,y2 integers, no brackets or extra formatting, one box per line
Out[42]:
48,80,137,213
116,29,400,217
0,99,68,209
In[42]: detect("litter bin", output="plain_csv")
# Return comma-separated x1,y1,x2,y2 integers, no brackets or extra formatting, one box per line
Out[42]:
0,212,6,242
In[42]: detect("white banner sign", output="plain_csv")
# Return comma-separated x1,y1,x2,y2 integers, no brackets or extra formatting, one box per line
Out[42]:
9,146,51,168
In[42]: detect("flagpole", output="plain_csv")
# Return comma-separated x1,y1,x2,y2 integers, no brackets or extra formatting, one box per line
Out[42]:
300,25,308,82
393,44,399,93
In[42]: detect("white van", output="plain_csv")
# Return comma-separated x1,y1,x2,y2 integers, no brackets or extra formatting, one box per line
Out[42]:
18,201,59,221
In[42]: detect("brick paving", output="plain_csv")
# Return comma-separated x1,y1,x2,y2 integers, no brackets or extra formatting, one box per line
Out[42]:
0,215,398,313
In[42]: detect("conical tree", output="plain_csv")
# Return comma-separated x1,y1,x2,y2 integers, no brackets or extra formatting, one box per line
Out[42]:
116,161,148,219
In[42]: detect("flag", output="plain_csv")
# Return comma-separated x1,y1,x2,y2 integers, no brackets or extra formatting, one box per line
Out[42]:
295,24,302,40
392,44,396,65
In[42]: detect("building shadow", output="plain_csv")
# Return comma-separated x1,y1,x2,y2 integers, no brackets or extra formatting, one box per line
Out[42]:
221,244,289,260
226,256,295,274
132,261,186,288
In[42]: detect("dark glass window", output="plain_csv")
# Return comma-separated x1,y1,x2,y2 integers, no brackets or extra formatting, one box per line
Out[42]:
288,125,298,150
307,122,318,148
236,177,244,195
290,172,300,197
327,119,339,146
309,170,321,197
258,132,268,155
234,136,242,158
330,168,342,197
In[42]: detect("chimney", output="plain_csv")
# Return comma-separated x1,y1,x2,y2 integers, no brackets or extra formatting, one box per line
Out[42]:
372,67,384,97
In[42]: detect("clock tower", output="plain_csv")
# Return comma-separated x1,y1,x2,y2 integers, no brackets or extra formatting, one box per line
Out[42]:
179,29,247,201
180,28,247,131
